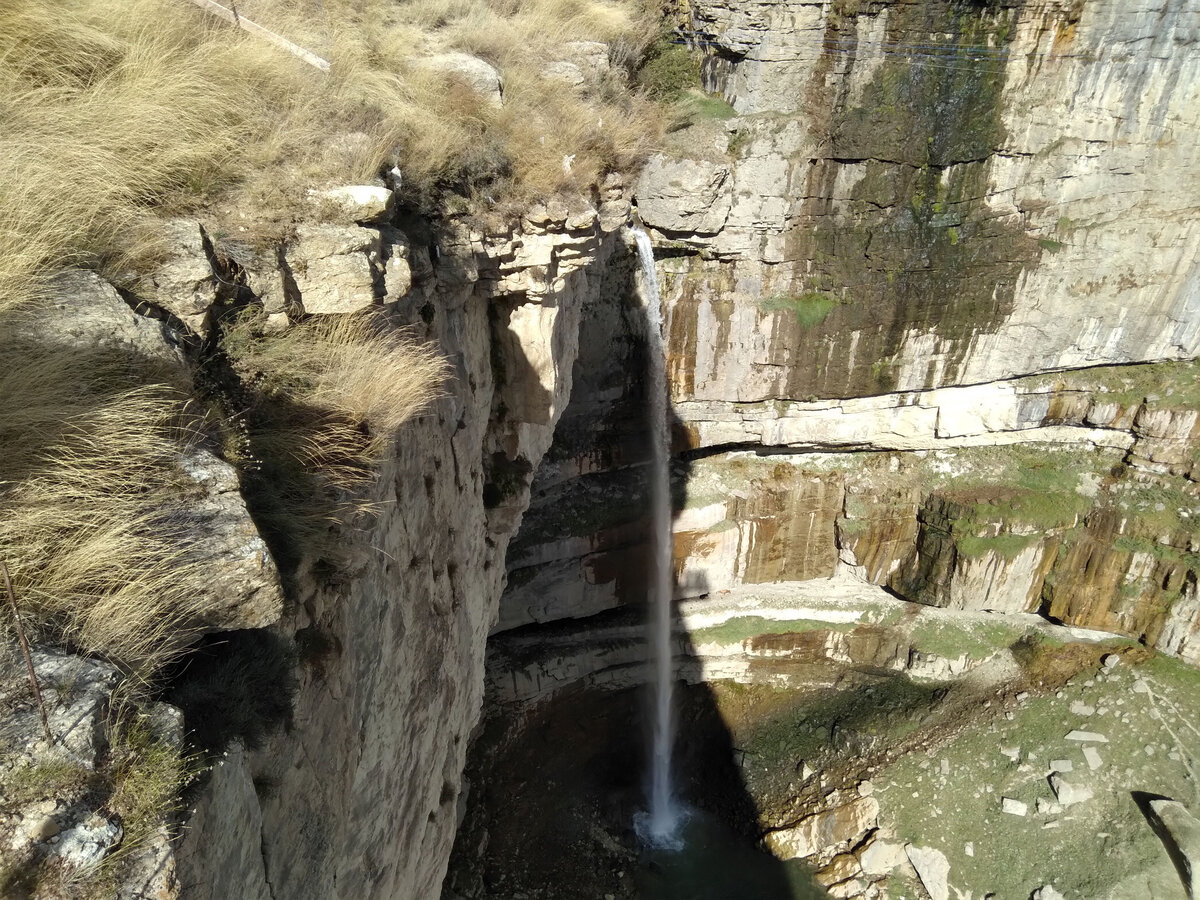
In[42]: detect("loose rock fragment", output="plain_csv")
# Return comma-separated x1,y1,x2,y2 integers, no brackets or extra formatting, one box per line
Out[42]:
905,845,950,900
1002,797,1028,816
1065,730,1109,743
1048,773,1093,807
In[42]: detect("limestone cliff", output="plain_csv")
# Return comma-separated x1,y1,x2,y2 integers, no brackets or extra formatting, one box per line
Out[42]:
497,0,1200,659
161,197,641,898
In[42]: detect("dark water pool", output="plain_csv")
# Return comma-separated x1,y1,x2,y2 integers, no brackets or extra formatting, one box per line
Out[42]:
637,809,827,900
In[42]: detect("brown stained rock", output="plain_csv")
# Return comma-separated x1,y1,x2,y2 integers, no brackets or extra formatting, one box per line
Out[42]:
818,852,862,885
764,796,879,860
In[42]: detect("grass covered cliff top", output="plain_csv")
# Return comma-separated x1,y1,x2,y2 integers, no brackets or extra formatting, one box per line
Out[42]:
0,0,666,314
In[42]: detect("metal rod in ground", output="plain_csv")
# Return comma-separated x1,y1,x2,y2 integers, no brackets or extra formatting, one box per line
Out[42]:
179,0,332,72
2,561,52,745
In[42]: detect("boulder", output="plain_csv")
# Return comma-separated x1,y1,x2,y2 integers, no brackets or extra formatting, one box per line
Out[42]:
1146,799,1200,899
562,41,610,80
635,155,733,235
118,827,179,900
1002,797,1028,816
541,60,585,89
1048,773,1093,807
764,796,879,859
24,270,187,369
858,836,907,876
818,853,861,884
420,53,503,108
52,814,122,870
316,185,394,224
137,220,218,323
287,224,381,315
178,450,285,630
905,844,950,900
827,879,867,899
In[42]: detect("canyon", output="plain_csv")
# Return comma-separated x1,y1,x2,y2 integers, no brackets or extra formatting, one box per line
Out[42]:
2,0,1199,898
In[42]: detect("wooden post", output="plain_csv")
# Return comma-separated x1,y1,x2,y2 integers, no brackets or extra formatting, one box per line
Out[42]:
2,562,53,745
179,0,332,72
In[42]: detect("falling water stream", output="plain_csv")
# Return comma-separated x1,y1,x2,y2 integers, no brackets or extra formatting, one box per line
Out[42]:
631,227,683,848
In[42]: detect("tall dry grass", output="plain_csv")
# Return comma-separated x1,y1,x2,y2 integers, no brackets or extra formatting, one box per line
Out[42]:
0,375,215,685
0,0,664,313
222,312,447,565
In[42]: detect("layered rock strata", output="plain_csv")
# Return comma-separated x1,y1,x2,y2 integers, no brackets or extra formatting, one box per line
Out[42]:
496,0,1200,658
164,191,640,899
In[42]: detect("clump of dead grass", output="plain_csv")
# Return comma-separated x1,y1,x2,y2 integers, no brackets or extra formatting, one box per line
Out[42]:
225,312,446,475
221,311,447,567
0,378,216,686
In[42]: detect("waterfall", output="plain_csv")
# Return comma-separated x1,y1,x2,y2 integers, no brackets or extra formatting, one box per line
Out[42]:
632,227,683,848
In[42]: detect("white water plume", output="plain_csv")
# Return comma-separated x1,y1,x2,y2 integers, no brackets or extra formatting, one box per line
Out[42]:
631,227,683,849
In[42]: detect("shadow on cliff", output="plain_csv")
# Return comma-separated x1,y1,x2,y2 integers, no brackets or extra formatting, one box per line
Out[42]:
444,235,822,899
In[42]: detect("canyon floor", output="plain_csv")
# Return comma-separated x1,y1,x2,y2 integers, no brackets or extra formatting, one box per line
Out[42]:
448,578,1200,900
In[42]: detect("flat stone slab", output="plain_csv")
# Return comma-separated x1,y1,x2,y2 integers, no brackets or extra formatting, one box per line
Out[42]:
1066,730,1109,743
1049,773,1094,807
1002,797,1028,816
905,845,950,900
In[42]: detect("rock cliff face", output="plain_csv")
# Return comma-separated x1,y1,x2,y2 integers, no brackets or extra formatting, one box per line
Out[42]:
643,0,1200,405
496,0,1200,660
168,201,642,899
451,2,1200,897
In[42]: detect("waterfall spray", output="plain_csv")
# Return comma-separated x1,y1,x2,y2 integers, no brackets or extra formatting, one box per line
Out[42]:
632,227,683,848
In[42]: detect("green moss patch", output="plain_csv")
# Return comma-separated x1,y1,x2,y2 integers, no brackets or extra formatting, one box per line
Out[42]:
760,292,840,328
875,651,1200,899
907,619,1027,660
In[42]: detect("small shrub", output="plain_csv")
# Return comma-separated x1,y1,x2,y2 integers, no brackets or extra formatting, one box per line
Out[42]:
107,720,196,847
637,38,701,99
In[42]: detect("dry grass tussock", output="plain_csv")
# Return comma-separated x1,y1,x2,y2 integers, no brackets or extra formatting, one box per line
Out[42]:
0,0,664,313
0,370,215,686
0,303,445,682
222,312,447,563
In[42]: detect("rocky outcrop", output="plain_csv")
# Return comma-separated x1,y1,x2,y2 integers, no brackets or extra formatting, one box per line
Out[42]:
764,793,879,861
165,196,640,899
0,647,183,898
